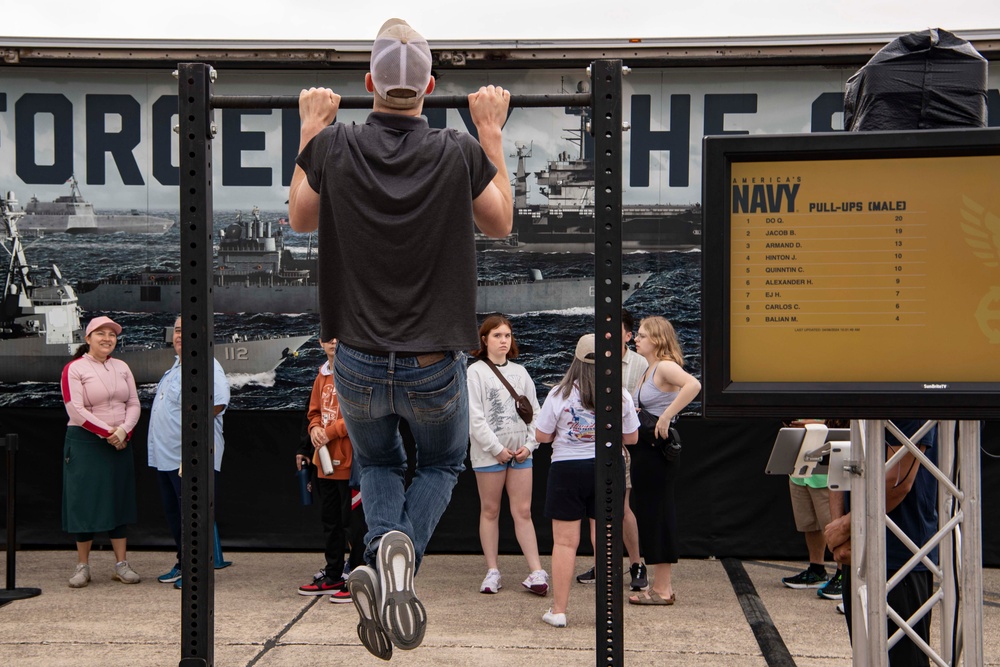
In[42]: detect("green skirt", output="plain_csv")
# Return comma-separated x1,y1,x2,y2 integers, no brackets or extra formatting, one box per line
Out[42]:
62,426,138,534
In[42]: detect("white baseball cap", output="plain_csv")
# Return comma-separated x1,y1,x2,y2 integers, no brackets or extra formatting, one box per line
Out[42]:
370,18,433,110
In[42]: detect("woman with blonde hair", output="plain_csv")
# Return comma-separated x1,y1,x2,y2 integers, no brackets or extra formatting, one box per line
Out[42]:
628,316,701,605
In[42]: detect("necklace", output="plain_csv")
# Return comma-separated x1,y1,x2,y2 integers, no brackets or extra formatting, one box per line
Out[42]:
85,353,119,399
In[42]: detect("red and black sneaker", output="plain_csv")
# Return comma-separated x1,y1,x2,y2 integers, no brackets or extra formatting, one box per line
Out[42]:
328,589,353,604
298,575,347,596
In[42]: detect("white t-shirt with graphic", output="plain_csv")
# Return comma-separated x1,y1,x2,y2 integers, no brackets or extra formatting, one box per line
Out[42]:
536,383,640,463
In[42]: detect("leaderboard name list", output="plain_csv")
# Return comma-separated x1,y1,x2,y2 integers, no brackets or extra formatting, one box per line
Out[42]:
731,205,926,331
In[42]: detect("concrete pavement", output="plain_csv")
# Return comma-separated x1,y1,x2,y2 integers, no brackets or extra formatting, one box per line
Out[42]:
1,551,998,666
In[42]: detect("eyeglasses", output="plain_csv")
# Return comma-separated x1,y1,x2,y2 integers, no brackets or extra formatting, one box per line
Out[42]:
634,333,647,341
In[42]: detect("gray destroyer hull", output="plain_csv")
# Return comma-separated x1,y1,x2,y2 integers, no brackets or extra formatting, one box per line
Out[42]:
0,334,312,384
18,177,175,235
18,213,175,234
76,274,651,315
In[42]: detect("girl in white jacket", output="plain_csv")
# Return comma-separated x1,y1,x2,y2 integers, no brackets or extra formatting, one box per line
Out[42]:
467,314,547,597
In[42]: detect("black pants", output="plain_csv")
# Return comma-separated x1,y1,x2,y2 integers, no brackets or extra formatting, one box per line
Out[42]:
843,567,934,666
156,469,220,566
75,524,127,543
348,488,368,571
317,478,368,575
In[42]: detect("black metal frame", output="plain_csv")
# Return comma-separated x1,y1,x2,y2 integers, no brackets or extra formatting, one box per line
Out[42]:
592,59,625,666
178,63,218,667
177,60,624,667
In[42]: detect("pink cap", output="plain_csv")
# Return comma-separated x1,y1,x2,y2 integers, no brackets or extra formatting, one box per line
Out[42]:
370,18,432,110
86,316,122,336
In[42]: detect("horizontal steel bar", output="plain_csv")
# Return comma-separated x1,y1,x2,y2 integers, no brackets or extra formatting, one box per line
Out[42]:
210,93,591,110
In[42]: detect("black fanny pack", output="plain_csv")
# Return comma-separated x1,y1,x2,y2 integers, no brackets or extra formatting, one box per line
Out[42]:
636,400,681,462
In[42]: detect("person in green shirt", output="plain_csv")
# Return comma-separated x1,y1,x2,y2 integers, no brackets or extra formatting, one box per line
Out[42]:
780,419,843,602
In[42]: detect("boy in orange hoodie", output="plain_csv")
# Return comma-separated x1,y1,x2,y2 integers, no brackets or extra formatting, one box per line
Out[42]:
296,337,364,602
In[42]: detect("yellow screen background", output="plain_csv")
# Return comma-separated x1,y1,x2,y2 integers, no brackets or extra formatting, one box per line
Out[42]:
729,155,1000,383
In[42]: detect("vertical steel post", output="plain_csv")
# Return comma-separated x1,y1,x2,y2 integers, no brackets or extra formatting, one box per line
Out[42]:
937,421,956,663
5,434,18,590
177,62,217,667
1,432,42,603
592,58,624,667
959,420,984,666
862,420,888,666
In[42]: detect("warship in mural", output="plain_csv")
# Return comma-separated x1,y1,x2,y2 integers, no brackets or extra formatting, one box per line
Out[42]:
477,111,702,252
75,207,652,315
0,193,309,385
16,175,174,235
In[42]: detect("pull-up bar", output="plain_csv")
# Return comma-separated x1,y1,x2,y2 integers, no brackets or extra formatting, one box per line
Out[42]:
177,60,625,667
210,92,592,109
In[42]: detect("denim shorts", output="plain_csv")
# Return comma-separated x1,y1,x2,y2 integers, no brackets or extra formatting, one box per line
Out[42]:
473,458,533,474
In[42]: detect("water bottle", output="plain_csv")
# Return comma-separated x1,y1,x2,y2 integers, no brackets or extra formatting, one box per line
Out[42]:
297,462,312,506
318,444,335,476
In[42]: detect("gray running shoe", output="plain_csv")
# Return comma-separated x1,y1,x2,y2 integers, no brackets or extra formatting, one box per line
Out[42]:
68,563,91,588
377,531,427,651
114,560,141,584
347,565,392,660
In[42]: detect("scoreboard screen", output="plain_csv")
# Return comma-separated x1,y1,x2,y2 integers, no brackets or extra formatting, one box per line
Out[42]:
702,128,1000,418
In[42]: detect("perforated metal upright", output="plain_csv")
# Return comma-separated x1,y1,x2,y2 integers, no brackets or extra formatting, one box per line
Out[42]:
592,59,625,667
177,62,218,667
848,419,983,667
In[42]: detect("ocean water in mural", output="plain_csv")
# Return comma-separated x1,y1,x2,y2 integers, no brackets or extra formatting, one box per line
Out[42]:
2,211,702,411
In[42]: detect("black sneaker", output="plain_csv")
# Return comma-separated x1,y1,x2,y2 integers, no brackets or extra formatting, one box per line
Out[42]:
781,568,828,589
818,570,844,600
629,562,648,591
576,567,596,584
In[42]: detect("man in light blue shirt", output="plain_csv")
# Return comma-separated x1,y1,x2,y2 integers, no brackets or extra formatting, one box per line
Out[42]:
148,316,229,587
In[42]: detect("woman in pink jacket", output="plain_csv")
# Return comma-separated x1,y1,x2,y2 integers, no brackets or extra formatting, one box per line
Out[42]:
60,316,141,588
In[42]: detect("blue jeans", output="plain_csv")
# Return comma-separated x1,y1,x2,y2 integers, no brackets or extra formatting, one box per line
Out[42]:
333,344,468,570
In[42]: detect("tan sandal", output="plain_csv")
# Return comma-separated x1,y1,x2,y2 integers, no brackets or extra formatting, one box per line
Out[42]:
628,591,676,605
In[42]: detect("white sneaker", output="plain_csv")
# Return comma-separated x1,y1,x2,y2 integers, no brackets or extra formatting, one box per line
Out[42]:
836,602,845,615
68,563,90,588
480,568,502,594
113,560,141,584
522,569,549,596
542,608,567,627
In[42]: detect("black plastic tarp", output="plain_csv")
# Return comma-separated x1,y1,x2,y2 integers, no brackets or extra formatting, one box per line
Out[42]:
844,27,988,132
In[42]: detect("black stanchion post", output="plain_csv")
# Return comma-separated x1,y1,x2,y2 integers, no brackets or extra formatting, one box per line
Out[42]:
592,59,625,667
1,433,42,605
177,63,217,667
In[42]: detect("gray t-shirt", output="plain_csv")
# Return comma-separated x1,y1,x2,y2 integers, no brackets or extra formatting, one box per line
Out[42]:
297,112,497,352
